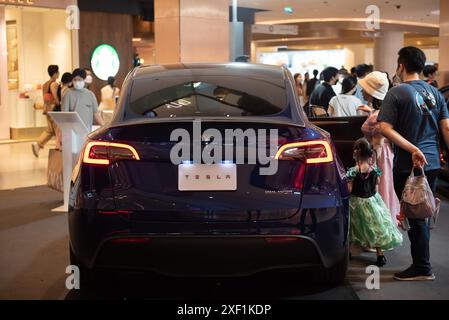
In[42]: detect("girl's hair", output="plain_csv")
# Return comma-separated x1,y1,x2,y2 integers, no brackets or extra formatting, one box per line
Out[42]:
353,138,373,160
341,76,357,94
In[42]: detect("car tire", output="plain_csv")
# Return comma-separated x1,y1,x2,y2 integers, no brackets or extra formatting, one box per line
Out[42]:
321,244,349,286
69,245,97,290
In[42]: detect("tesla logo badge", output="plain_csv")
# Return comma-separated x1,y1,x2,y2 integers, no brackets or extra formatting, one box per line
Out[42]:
185,175,232,180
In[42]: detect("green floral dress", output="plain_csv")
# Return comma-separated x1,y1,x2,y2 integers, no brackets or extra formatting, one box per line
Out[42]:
346,166,403,250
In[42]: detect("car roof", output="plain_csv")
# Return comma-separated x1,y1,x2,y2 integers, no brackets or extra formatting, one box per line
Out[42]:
131,63,286,88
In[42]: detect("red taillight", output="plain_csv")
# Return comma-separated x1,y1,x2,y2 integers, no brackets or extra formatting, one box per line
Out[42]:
83,141,140,165
293,165,305,189
275,140,333,164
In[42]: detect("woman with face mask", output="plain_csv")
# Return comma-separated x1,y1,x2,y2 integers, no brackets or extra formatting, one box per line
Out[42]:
61,68,104,131
84,68,94,89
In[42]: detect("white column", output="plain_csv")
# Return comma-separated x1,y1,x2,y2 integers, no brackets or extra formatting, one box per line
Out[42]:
374,31,404,76
154,0,230,64
345,44,369,69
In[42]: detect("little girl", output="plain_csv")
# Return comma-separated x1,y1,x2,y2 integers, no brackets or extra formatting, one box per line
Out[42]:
346,138,403,266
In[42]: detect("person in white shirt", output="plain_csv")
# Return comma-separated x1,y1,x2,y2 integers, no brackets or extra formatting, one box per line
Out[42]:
62,68,104,131
328,76,363,117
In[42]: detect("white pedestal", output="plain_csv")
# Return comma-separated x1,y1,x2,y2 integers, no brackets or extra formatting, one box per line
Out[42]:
48,112,89,212
15,98,35,128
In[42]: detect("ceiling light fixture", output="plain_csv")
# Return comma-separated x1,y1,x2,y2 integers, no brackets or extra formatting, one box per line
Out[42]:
284,6,294,14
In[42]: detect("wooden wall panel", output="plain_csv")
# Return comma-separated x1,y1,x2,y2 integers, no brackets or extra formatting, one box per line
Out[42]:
79,11,133,101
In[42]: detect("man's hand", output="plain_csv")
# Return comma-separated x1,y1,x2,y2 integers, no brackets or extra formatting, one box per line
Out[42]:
412,148,428,168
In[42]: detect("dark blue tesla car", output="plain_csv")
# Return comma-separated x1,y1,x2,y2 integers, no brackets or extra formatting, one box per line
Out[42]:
69,63,349,286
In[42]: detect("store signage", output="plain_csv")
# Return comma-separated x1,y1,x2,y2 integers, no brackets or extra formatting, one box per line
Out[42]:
0,0,35,5
252,24,299,35
90,44,120,81
0,0,74,9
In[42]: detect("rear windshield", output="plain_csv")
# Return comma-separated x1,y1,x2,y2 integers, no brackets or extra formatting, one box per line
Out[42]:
125,76,287,120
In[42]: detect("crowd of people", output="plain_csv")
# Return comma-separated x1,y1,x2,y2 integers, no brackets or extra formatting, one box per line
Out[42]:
31,66,121,157
293,60,441,118
295,46,448,281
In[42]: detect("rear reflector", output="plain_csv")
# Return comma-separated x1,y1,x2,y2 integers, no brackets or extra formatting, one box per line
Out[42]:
264,237,302,243
98,210,132,215
275,140,333,164
110,237,152,244
83,141,140,165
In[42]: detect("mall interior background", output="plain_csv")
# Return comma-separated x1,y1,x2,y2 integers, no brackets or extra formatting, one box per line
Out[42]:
0,0,447,142
0,0,448,300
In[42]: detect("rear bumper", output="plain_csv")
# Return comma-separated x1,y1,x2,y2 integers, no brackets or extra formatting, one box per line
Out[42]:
69,204,349,276
92,235,326,277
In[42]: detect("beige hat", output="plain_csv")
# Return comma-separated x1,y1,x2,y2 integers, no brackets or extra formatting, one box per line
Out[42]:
358,71,389,100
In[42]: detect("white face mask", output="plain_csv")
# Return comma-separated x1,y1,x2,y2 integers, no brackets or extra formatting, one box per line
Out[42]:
73,80,85,90
85,75,93,84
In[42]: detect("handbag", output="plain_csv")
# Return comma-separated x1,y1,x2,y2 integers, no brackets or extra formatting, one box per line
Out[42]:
400,167,440,220
47,149,63,192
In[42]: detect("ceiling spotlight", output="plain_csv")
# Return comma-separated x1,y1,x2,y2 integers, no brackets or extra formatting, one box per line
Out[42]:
284,6,294,14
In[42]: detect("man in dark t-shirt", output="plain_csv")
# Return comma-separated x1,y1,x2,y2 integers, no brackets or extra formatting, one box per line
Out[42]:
306,69,320,98
309,67,338,112
378,46,449,281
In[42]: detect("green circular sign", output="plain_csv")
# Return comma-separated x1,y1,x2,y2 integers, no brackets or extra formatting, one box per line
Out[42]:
90,44,120,81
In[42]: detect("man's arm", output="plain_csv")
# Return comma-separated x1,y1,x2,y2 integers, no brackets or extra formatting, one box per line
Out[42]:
94,112,105,126
90,91,104,126
379,122,428,167
440,119,449,150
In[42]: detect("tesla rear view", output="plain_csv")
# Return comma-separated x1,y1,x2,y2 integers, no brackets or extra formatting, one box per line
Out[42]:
68,63,350,285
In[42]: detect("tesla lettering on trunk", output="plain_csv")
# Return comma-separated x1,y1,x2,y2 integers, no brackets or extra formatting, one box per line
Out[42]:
170,120,279,175
184,175,232,180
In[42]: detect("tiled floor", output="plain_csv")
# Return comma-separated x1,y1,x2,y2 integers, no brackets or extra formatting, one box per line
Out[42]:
0,140,55,190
